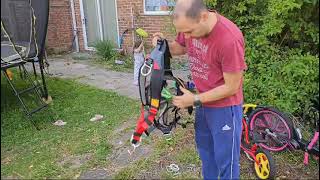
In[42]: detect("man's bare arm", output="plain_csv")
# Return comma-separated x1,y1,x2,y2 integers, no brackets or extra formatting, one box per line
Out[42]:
169,41,186,56
172,71,243,109
198,71,243,103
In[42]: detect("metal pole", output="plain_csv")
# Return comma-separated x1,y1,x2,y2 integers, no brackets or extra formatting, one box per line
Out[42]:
70,0,79,52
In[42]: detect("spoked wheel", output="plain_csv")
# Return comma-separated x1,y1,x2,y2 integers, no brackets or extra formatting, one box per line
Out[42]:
249,107,294,152
249,107,293,151
254,148,276,180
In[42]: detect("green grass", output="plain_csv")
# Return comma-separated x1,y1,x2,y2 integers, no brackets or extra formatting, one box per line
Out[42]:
113,127,202,179
91,55,134,73
2,69,318,179
112,125,319,179
1,72,140,179
92,53,189,73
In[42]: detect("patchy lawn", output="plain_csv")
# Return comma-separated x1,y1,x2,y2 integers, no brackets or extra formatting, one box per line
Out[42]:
90,55,134,73
113,125,319,180
1,69,318,179
1,73,140,179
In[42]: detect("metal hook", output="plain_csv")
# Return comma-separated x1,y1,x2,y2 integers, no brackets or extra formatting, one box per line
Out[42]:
128,135,141,155
140,62,153,77
163,132,172,141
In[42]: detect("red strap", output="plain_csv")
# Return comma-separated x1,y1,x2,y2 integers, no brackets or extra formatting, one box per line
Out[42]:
132,106,159,144
153,61,160,70
149,107,158,115
133,106,150,143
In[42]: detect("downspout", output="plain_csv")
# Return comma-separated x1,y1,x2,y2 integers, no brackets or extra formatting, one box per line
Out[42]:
131,7,135,49
70,0,79,52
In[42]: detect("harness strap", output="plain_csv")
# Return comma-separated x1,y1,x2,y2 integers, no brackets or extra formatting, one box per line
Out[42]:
131,39,193,146
134,132,142,137
145,118,153,126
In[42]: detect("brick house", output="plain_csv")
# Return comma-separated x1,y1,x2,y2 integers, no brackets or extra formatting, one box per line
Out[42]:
46,0,176,54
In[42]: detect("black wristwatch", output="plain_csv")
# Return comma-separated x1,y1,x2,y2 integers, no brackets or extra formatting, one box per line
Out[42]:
193,94,202,107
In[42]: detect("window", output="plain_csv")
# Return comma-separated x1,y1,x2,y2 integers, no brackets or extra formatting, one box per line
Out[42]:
144,0,175,15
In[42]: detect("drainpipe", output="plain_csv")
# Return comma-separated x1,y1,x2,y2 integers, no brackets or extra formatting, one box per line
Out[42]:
131,7,135,49
70,0,79,52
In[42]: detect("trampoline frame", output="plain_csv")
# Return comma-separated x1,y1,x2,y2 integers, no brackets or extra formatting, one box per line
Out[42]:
1,0,50,118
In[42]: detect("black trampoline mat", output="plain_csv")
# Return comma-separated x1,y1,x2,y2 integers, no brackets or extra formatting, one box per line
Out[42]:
1,42,27,62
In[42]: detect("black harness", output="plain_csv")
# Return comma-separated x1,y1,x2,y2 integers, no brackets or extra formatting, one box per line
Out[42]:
131,39,193,145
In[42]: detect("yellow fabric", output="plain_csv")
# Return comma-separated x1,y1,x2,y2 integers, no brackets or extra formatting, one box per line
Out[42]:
136,28,148,38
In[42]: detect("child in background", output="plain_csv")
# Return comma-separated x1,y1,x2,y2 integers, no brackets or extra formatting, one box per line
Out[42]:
133,40,144,86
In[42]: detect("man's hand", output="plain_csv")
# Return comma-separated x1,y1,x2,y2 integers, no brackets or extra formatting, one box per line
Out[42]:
173,87,194,109
152,32,165,47
152,32,186,56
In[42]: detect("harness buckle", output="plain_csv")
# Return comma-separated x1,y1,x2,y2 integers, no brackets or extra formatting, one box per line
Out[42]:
128,135,141,155
166,163,180,176
140,60,153,77
163,132,172,141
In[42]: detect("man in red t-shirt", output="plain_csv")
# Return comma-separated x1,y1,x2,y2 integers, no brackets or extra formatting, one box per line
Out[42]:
152,0,247,179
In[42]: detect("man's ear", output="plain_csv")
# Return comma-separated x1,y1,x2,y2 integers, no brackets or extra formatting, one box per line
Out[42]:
200,11,209,22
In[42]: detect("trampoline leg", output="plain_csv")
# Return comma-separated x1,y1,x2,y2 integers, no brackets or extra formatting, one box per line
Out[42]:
26,116,40,130
18,65,23,79
38,56,49,99
20,65,47,105
32,61,37,78
2,69,31,117
2,65,48,129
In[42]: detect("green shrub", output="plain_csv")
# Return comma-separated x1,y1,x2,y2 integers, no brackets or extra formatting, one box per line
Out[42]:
94,40,118,61
203,0,319,122
244,48,319,115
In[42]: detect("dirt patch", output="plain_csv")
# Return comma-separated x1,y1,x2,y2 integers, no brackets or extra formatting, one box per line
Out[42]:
79,168,110,179
115,125,319,180
57,153,92,169
79,117,163,178
1,175,21,179
26,57,190,100
104,121,163,176
1,156,14,165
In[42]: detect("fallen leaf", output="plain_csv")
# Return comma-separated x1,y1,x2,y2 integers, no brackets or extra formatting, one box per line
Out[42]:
53,120,67,126
74,173,81,179
90,114,104,122
1,157,12,164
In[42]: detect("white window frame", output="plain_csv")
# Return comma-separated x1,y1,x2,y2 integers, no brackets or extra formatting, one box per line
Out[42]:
143,0,174,16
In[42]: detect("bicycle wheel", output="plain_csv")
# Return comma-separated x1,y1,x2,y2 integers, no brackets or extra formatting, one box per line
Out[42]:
254,148,276,179
249,107,294,152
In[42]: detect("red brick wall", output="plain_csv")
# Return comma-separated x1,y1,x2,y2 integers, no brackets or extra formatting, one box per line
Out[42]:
46,0,73,53
46,0,176,54
117,0,176,53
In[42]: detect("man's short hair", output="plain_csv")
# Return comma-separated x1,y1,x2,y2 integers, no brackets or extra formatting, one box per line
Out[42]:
174,0,207,20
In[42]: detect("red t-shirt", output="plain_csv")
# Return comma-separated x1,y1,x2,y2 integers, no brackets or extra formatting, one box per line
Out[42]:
175,13,247,107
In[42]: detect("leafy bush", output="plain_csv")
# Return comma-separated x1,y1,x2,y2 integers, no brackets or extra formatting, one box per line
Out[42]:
94,40,118,61
244,48,319,115
203,0,319,122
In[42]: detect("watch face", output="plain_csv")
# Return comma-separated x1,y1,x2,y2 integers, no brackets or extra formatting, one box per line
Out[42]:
194,100,201,107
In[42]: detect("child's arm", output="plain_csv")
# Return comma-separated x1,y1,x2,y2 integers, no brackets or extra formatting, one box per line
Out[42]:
134,41,144,53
